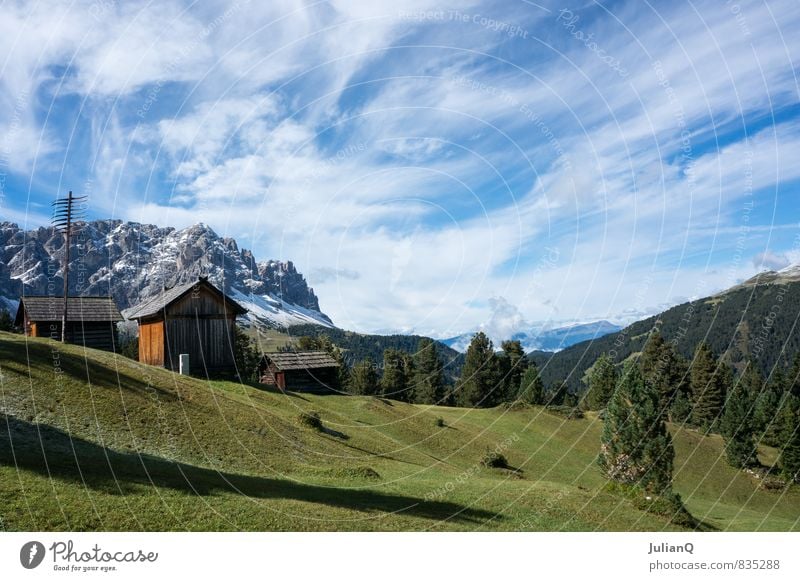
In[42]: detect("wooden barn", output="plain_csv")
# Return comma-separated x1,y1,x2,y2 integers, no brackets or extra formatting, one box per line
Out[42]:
14,296,122,351
258,351,340,393
126,277,247,375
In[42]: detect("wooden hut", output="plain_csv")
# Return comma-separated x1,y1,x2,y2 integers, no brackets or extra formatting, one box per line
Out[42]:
14,296,122,351
258,351,340,393
126,277,247,375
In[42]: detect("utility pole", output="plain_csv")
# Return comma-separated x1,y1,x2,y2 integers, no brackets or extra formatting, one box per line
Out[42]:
52,191,86,343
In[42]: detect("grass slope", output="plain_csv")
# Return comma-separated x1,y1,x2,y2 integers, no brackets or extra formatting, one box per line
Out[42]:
1,332,797,531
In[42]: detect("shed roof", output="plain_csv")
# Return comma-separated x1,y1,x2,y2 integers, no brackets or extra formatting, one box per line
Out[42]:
263,350,339,371
126,277,247,320
15,296,123,324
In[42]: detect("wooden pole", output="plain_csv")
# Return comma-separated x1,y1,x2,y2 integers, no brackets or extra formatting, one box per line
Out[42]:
61,191,72,343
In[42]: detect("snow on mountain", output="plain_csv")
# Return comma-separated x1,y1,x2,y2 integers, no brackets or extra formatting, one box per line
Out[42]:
442,320,623,353
0,220,332,329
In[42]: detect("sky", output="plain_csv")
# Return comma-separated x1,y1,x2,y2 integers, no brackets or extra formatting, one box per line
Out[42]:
0,0,798,338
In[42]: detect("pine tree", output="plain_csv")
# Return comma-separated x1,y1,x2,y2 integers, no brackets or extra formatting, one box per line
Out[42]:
788,353,800,398
755,370,785,447
456,332,500,408
690,343,726,430
232,325,260,381
669,390,692,423
547,381,568,406
720,374,757,468
583,353,618,410
599,362,675,493
380,349,412,400
349,358,379,395
499,340,527,403
639,330,685,416
779,394,800,482
412,338,444,404
517,363,545,404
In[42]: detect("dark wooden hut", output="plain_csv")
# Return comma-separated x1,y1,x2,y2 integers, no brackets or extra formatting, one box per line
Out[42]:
14,296,122,351
258,351,340,393
126,277,247,375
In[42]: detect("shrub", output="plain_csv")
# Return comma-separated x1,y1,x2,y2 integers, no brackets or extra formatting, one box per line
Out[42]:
298,411,323,431
481,449,510,469
434,417,446,428
546,405,585,419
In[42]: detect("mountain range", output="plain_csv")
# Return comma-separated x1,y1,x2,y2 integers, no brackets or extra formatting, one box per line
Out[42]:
533,263,800,392
442,320,622,353
0,220,333,328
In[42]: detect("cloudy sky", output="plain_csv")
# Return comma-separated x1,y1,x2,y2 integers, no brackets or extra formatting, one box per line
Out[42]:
1,0,798,337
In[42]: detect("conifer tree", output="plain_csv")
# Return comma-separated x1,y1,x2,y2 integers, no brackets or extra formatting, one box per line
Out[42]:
599,362,675,493
380,349,412,401
0,308,12,332
412,338,444,404
349,358,379,395
517,363,545,405
639,330,685,416
779,393,800,482
584,353,618,410
690,343,726,430
547,381,568,406
456,332,500,408
500,340,528,402
755,370,785,446
720,373,757,468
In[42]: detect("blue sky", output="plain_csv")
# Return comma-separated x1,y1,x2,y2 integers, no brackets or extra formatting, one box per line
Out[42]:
0,0,798,337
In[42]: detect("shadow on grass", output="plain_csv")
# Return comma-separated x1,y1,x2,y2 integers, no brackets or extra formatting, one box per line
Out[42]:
0,414,498,525
0,339,177,401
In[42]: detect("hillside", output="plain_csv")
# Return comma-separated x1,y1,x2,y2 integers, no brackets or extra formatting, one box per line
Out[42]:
0,220,332,328
1,332,797,531
533,273,800,392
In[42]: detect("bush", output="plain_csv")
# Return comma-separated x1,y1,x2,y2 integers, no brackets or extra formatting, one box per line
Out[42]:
298,411,323,431
546,405,585,419
481,449,510,469
434,417,446,428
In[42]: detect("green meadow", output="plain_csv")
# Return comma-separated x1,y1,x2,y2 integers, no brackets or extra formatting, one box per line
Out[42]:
1,332,797,532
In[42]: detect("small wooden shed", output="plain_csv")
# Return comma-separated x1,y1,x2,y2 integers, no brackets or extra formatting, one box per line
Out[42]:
126,277,247,375
14,296,122,351
258,351,340,393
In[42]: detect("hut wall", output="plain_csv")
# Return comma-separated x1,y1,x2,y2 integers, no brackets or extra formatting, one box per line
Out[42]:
164,315,236,373
25,320,117,351
139,320,165,366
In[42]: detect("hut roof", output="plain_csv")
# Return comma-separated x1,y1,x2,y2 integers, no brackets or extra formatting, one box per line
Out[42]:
263,350,339,371
126,276,247,320
15,296,123,325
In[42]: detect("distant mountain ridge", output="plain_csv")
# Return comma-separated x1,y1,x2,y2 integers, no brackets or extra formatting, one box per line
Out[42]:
532,265,800,392
0,220,333,328
442,320,622,353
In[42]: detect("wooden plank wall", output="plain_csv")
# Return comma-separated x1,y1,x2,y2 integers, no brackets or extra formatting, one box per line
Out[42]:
139,320,165,366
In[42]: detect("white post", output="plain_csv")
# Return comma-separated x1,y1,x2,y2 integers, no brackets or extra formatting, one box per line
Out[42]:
179,354,190,376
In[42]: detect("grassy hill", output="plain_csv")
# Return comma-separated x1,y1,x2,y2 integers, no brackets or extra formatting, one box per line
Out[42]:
532,278,800,392
1,331,798,531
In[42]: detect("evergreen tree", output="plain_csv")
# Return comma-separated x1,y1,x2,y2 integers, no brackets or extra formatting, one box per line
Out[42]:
639,330,685,416
499,340,528,403
456,332,500,408
547,381,568,406
583,353,618,410
0,308,12,332
232,326,260,382
755,370,785,446
788,353,800,398
380,349,413,401
412,338,445,404
517,363,545,404
690,343,726,430
720,374,757,468
779,393,800,482
669,390,692,423
349,358,379,395
599,362,675,493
